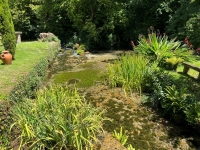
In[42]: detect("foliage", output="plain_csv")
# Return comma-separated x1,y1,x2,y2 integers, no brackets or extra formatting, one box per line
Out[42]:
8,58,49,101
185,101,200,125
112,127,128,146
107,54,150,95
164,57,183,70
165,57,183,66
142,67,171,107
0,100,12,148
8,42,59,101
7,0,200,51
143,63,200,126
166,0,200,49
76,49,84,55
112,127,135,149
77,44,86,55
9,0,42,40
11,85,104,149
37,0,74,42
135,33,186,63
161,85,188,113
127,144,136,150
38,34,60,42
0,0,16,59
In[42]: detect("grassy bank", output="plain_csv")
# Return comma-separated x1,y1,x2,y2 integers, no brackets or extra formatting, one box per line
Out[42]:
0,42,56,97
0,41,60,148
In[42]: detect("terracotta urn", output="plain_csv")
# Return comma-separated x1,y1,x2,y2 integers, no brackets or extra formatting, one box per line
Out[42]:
0,51,12,65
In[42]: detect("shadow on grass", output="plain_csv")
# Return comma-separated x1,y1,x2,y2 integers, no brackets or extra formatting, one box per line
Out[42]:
176,72,200,95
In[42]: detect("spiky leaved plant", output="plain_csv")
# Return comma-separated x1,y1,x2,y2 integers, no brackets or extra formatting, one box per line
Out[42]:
11,85,104,150
135,33,189,63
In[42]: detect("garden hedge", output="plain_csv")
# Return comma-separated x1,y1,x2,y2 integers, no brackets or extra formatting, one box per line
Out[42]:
8,42,60,101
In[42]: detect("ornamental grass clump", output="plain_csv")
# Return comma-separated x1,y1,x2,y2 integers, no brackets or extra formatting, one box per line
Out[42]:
107,54,150,95
11,85,104,150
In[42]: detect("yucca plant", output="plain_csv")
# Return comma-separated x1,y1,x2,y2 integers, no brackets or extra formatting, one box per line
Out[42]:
135,33,188,63
107,54,150,95
11,85,104,150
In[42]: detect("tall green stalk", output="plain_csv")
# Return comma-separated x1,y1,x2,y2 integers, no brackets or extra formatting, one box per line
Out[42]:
11,85,104,149
107,54,150,95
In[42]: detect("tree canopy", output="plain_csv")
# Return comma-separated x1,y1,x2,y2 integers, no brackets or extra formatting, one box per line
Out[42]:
8,0,200,49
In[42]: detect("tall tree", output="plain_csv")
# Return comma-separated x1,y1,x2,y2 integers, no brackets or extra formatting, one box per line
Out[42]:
166,0,200,48
0,0,16,59
45,0,128,49
8,0,42,40
37,0,73,42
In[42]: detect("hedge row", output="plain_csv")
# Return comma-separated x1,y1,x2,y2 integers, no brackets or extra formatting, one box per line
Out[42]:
8,42,60,101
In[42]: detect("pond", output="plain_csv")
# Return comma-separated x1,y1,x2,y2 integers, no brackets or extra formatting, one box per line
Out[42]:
47,49,200,150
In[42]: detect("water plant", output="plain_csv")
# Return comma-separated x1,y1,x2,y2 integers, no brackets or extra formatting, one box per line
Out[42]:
11,85,104,149
112,127,135,149
112,127,128,146
107,54,150,95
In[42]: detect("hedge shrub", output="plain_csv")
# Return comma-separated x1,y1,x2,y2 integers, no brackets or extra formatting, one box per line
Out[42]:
8,42,60,101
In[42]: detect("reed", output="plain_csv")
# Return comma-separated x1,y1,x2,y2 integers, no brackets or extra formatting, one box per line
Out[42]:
107,54,150,95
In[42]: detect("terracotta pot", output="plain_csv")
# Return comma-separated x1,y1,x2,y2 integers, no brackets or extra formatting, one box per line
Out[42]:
0,51,12,65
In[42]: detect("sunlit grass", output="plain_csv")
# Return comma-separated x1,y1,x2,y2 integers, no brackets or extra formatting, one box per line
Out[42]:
175,55,200,79
0,42,53,96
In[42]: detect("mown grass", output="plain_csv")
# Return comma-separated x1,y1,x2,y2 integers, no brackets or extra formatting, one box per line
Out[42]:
0,42,53,96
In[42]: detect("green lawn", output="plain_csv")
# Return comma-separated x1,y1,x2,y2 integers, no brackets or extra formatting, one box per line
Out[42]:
175,54,200,79
0,41,54,96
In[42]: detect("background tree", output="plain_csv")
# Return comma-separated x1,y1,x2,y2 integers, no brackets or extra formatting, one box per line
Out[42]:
9,0,41,41
7,0,200,50
37,0,74,44
0,0,16,59
166,0,200,48
60,0,127,49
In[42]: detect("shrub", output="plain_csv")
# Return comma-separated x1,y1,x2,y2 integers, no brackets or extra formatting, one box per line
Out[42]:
0,0,16,59
8,42,59,101
185,101,200,125
8,58,49,101
76,44,86,55
39,34,60,42
11,85,104,149
164,57,183,70
135,33,189,64
161,85,188,113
